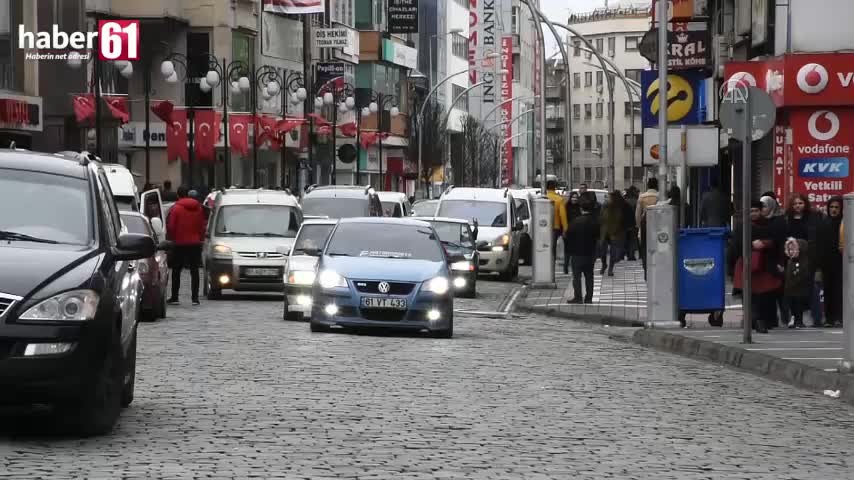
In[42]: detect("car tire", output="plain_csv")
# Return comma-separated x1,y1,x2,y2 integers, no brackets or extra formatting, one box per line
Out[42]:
206,276,222,300
462,285,477,298
310,321,330,333
431,317,454,338
121,327,137,408
62,327,123,436
283,300,304,321
141,307,156,322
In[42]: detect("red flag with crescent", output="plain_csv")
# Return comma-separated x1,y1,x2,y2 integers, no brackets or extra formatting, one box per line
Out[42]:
338,121,357,137
307,112,331,128
229,113,251,156
194,109,222,162
104,95,130,124
72,94,96,125
166,109,188,162
360,131,377,149
255,115,281,150
276,118,304,135
151,100,174,123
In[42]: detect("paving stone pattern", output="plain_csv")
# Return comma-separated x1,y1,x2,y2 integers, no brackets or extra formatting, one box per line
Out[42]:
0,276,850,479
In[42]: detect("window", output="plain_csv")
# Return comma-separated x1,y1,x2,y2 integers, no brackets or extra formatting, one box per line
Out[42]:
623,166,644,180
608,37,616,55
215,205,300,237
452,84,469,110
596,71,603,86
595,167,604,181
573,104,580,119
187,32,213,107
0,0,13,90
572,135,580,151
584,135,592,150
513,53,520,81
584,167,592,181
454,0,467,6
625,36,640,51
572,167,581,182
625,69,643,84
573,73,581,88
452,33,467,59
596,135,603,151
438,200,509,228
595,38,604,53
584,103,592,119
585,48,592,59
573,40,581,56
624,133,642,148
596,102,603,118
584,71,592,87
624,101,640,116
511,6,519,34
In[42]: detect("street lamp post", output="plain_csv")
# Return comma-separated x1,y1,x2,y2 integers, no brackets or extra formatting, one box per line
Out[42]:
281,72,307,189
316,81,355,186
368,93,399,189
247,65,283,188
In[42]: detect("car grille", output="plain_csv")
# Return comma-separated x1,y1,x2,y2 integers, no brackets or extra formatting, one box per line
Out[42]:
359,308,408,322
354,281,415,295
237,251,285,259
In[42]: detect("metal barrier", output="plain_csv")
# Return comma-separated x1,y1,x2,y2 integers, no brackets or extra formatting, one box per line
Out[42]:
645,204,679,327
531,197,555,288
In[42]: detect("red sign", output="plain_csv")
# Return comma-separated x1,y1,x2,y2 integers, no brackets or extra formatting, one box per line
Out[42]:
501,36,513,187
772,125,788,204
723,61,767,93
784,54,854,107
97,20,139,61
790,107,854,208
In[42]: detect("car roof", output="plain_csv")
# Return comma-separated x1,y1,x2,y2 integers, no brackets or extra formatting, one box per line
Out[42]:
303,188,370,199
119,211,147,219
102,163,138,196
413,216,471,226
377,191,407,202
441,187,511,202
301,218,338,226
337,217,431,227
0,150,92,179
216,188,300,207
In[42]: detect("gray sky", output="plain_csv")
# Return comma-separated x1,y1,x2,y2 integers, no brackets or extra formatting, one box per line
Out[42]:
538,0,649,54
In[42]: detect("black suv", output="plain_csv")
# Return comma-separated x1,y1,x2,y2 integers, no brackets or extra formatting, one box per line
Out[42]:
0,150,155,435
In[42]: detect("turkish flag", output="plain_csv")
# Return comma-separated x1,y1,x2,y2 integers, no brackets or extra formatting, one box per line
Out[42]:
307,112,331,128
360,131,377,149
317,125,332,135
276,118,304,135
338,121,358,137
151,100,174,123
72,94,96,125
229,113,251,156
166,109,188,162
255,115,281,150
104,95,130,124
194,109,222,163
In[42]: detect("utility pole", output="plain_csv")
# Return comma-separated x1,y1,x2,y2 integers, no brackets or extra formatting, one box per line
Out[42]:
657,0,669,200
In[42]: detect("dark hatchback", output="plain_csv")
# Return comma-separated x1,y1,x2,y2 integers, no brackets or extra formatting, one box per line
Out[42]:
0,150,154,435
415,217,480,298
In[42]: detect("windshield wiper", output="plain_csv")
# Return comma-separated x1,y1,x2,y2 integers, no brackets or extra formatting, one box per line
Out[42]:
250,232,291,238
0,230,61,244
327,252,351,257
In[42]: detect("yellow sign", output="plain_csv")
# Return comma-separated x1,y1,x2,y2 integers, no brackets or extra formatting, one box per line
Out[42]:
646,75,694,122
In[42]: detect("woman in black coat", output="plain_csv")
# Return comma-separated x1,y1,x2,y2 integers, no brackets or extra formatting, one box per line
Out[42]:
823,196,844,327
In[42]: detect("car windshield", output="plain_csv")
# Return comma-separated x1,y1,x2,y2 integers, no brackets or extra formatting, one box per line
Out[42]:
438,200,507,227
215,205,300,237
326,223,444,262
429,221,474,249
0,168,92,245
115,195,135,212
121,215,151,236
292,224,335,255
412,200,438,217
381,201,403,217
301,197,369,218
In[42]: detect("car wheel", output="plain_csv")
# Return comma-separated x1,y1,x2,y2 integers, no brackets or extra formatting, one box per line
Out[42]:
431,317,454,338
121,327,137,408
462,283,477,298
310,321,330,333
61,327,123,436
206,277,222,300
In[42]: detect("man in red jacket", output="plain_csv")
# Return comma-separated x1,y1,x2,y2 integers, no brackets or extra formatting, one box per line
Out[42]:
166,185,207,305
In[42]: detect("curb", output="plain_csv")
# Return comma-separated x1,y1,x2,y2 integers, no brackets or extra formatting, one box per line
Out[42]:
631,329,854,405
516,302,646,328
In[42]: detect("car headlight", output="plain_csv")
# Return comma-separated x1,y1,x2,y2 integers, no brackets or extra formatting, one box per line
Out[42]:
450,261,474,271
426,276,450,295
19,290,100,322
212,244,233,257
498,234,510,246
287,270,316,285
137,260,150,274
318,270,347,289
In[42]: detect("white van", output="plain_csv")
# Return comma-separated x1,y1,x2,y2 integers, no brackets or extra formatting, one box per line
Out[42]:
436,187,523,281
103,164,140,212
377,191,410,217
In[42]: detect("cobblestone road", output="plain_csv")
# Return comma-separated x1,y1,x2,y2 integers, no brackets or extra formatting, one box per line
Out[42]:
0,277,851,479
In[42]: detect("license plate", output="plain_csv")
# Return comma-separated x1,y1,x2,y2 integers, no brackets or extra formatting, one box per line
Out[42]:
245,268,279,277
360,297,407,309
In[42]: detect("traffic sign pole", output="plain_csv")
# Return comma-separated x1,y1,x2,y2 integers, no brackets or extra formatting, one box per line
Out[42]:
657,0,668,201
741,95,753,344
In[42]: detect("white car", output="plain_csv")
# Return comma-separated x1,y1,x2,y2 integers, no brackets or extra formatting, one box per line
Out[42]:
282,218,338,321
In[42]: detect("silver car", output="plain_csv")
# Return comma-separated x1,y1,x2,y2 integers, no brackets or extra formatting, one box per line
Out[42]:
282,218,338,321
203,189,302,298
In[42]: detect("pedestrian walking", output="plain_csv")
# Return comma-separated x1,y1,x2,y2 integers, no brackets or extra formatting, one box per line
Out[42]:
760,195,788,328
635,177,659,280
599,190,626,277
566,196,600,304
784,193,826,327
161,180,178,202
623,186,639,260
783,237,812,329
562,192,582,274
166,185,207,306
699,177,731,227
668,184,691,226
823,196,844,328
545,179,569,264
729,200,782,333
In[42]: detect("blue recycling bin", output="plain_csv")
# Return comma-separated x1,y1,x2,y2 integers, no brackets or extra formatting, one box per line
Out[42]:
678,228,728,312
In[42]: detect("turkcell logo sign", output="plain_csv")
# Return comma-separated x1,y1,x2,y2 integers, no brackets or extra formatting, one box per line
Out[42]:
798,157,849,178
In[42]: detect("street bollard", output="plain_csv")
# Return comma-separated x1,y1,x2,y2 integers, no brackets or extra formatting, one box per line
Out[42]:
531,197,556,289
839,194,854,373
645,204,680,328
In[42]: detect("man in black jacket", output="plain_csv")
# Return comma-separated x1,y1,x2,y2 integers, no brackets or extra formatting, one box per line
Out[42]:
566,197,601,304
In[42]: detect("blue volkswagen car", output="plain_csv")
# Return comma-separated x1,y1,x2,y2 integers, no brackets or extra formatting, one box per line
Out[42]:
310,218,454,338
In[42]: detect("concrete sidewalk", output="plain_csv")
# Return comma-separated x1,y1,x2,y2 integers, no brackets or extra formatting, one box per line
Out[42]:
517,261,854,404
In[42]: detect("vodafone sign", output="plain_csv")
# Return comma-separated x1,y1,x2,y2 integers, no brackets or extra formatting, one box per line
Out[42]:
785,54,854,106
790,108,853,207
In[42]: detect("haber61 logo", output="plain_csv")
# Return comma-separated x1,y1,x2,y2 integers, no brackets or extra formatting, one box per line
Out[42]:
97,20,139,61
17,20,139,61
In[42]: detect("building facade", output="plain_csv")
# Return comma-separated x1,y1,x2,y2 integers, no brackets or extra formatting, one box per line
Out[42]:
0,1,43,151
565,7,648,190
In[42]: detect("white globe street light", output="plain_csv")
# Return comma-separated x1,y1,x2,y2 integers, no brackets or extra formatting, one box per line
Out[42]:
323,91,334,105
165,71,178,84
314,97,324,109
160,60,175,78
290,92,300,105
231,81,241,94
238,76,251,92
296,87,307,101
266,80,280,96
338,102,348,113
361,107,371,117
120,63,133,78
205,70,220,88
369,101,379,113
390,106,400,117
344,96,355,109
199,78,211,93
262,87,271,100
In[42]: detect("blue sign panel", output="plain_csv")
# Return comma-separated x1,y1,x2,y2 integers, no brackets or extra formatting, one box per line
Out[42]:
641,70,707,128
798,157,849,178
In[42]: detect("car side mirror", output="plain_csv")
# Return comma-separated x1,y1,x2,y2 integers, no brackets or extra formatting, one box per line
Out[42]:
476,240,489,250
114,233,156,261
157,240,174,251
514,220,524,231
150,217,165,239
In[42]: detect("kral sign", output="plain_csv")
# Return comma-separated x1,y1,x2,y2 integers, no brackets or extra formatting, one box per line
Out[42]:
790,108,854,207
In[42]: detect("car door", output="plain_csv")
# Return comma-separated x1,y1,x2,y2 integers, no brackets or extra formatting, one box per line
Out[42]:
140,189,165,241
